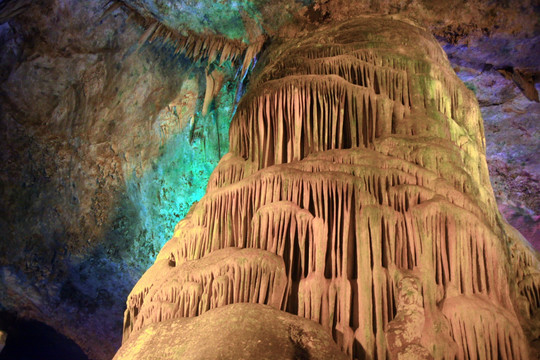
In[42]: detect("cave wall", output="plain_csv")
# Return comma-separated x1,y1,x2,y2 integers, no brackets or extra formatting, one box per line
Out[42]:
444,44,540,246
0,0,237,358
0,0,538,359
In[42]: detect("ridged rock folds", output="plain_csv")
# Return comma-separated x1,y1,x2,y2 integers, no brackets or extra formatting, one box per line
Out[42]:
115,17,540,360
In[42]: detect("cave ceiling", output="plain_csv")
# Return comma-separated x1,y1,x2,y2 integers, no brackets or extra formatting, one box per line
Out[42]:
117,0,540,99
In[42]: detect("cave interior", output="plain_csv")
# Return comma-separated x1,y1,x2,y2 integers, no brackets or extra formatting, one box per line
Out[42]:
0,0,539,359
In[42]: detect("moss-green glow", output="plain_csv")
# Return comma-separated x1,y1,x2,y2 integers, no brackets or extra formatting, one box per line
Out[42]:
123,75,237,263
138,0,263,41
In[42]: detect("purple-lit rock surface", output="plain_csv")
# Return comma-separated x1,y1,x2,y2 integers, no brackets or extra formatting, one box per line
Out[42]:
446,46,540,251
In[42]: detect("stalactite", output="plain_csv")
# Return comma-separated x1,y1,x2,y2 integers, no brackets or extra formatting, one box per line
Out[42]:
123,247,288,340
113,0,250,66
230,74,395,167
386,274,433,360
503,223,540,317
137,21,159,46
206,153,250,192
442,295,529,360
202,67,225,116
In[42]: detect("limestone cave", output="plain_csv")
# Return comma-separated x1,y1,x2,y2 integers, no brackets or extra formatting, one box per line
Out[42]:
0,0,539,359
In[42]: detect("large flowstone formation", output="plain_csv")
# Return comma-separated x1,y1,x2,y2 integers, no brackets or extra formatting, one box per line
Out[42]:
115,17,540,359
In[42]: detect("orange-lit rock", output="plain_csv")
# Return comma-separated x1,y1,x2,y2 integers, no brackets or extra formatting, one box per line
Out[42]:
117,15,540,359
115,303,348,360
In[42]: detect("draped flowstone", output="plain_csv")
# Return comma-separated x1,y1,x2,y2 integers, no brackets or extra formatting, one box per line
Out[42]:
115,17,540,360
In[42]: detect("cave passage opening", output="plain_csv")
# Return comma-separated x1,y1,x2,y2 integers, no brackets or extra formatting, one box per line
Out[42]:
0,312,88,360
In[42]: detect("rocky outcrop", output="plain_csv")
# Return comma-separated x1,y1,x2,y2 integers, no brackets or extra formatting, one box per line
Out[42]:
115,303,348,360
116,17,540,359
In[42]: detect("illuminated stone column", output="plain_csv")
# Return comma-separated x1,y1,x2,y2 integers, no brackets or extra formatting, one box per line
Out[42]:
115,16,540,360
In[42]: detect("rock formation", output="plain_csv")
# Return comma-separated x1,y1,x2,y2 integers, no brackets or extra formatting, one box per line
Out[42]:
1,1,539,358
115,17,540,359
0,330,6,354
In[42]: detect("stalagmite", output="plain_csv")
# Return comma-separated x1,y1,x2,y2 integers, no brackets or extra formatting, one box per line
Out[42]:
115,17,540,360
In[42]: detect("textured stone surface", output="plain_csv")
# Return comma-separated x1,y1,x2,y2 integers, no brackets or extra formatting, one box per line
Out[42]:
0,0,539,359
115,303,348,360
117,17,540,359
0,0,236,358
449,54,540,251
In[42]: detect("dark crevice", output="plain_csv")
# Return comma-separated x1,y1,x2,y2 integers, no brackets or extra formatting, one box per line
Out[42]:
0,312,88,360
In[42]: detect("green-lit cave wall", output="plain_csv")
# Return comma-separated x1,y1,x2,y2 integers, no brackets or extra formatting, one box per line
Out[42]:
124,72,236,259
0,1,244,357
